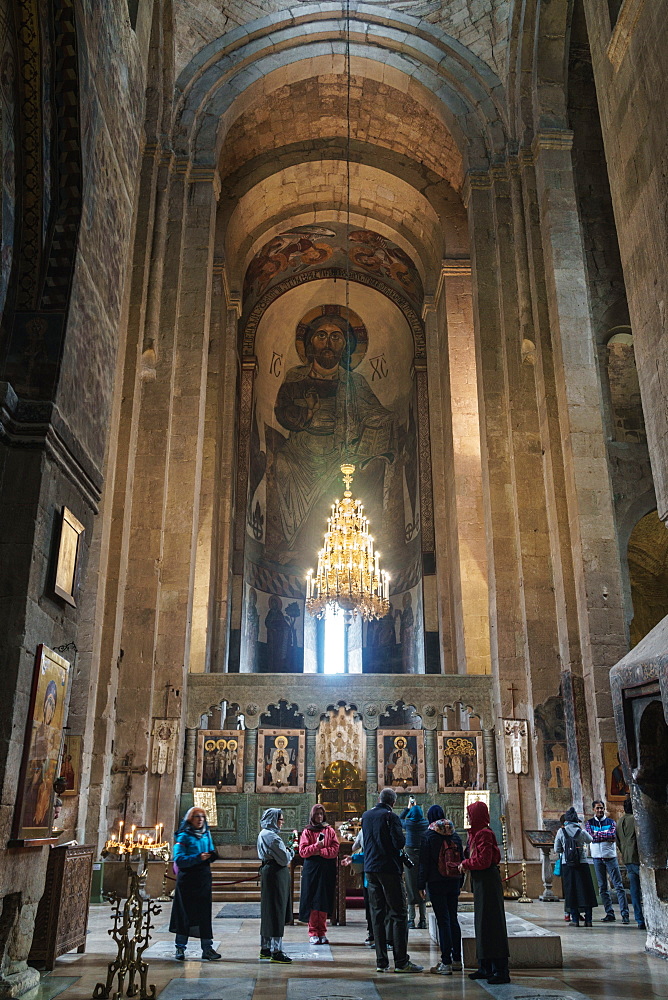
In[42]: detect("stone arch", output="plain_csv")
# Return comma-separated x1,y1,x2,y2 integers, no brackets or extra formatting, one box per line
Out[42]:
171,12,507,170
241,268,425,364
224,166,449,296
627,510,668,648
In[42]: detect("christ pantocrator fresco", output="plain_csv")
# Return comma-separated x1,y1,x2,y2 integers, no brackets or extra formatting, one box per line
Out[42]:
267,305,395,560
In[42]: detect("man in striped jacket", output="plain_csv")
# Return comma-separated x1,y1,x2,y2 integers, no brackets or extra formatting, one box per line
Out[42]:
585,800,629,923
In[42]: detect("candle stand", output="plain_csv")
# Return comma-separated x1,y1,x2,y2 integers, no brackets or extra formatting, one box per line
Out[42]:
92,850,161,1000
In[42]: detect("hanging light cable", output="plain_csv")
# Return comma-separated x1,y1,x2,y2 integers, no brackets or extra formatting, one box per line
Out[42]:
305,0,390,623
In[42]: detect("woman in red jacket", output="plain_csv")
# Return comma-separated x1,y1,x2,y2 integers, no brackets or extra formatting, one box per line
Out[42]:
459,800,510,985
298,805,340,943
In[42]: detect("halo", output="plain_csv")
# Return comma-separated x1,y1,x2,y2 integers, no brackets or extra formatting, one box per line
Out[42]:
204,739,216,752
274,735,289,749
295,304,368,370
227,739,238,751
394,736,407,749
216,739,228,750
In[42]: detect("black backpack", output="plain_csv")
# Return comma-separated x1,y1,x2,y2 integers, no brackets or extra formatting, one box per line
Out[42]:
563,830,580,866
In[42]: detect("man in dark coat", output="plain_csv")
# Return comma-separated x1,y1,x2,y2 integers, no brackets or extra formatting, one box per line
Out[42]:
361,787,423,974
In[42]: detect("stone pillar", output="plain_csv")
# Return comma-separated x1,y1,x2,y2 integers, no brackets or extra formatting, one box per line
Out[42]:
425,728,437,789
305,726,317,794
366,730,378,796
244,727,258,791
483,729,499,794
183,728,197,788
532,129,628,788
439,261,491,675
104,161,219,837
422,299,456,673
235,357,258,673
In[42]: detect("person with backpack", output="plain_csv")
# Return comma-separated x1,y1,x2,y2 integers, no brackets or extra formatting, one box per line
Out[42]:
418,805,463,976
554,806,597,927
400,796,429,929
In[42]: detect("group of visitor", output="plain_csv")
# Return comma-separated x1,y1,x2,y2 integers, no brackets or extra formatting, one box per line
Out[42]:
168,792,510,980
345,787,510,983
555,797,644,930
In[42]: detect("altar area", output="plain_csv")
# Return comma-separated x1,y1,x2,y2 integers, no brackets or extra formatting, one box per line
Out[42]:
182,673,500,849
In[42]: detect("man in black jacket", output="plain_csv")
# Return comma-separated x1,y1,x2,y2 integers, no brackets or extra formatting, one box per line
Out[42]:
361,787,423,974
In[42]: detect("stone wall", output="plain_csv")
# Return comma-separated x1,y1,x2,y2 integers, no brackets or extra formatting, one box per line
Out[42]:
582,0,668,526
0,1,152,993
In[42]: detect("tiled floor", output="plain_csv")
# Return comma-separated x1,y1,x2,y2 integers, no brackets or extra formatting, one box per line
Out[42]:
36,901,668,1000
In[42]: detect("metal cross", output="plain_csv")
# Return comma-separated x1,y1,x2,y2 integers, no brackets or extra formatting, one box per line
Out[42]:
112,752,148,824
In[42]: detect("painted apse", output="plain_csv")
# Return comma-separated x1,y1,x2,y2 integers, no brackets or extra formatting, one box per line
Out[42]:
238,226,427,674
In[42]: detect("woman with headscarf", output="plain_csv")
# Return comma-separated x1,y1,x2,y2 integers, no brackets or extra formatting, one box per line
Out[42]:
258,808,293,963
554,806,596,927
298,804,340,943
459,800,510,985
169,806,220,961
418,805,464,975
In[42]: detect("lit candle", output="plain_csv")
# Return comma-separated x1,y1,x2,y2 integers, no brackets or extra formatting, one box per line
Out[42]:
131,824,136,842
118,820,124,840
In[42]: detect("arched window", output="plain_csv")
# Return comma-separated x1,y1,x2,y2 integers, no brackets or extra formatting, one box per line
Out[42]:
605,328,646,444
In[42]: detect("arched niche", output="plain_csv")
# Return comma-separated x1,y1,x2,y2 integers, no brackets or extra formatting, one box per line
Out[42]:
239,276,427,674
627,509,668,647
605,328,646,445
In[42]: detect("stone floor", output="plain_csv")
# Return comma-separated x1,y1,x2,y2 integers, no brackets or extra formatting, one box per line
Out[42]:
28,901,668,1000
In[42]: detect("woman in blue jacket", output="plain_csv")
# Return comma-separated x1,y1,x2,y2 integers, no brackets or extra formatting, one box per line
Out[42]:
418,805,464,976
169,807,221,961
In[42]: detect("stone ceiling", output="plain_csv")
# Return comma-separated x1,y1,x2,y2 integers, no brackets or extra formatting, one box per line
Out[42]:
218,73,463,192
173,0,512,83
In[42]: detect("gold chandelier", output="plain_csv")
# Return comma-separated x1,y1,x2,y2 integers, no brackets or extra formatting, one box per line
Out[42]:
306,464,390,620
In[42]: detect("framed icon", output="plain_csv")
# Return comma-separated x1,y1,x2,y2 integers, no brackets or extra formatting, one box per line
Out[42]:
256,729,305,793
376,730,425,794
437,731,484,792
12,645,72,843
196,730,245,792
53,507,85,606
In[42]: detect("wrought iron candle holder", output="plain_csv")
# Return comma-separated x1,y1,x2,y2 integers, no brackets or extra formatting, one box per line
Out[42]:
499,814,520,899
92,849,161,1000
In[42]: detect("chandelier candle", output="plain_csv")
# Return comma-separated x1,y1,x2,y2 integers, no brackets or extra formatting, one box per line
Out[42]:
306,464,390,620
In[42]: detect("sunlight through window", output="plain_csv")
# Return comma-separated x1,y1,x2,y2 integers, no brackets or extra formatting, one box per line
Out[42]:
323,606,346,674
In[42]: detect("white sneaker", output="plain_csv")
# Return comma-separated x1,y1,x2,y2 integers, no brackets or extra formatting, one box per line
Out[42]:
309,936,320,945
430,963,452,976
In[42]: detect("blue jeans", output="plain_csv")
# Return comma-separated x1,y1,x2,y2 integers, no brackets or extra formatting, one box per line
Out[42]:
175,933,213,950
625,863,644,926
428,885,461,964
592,857,628,919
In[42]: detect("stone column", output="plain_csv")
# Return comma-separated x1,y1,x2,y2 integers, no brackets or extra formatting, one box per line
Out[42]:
244,727,258,792
106,161,219,836
483,729,499,794
366,730,378,797
305,726,317,794
210,298,241,672
183,728,197,788
235,357,258,673
425,728,437,789
532,129,628,787
422,298,456,673
439,261,491,675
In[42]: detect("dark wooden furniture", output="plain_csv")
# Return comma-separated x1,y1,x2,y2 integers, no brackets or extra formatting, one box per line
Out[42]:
29,843,95,969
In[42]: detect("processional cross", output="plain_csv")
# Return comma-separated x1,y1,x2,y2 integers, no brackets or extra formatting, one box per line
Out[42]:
112,751,148,824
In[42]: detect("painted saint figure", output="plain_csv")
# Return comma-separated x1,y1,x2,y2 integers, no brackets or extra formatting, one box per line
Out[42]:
270,310,394,555
270,736,293,786
265,595,291,671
